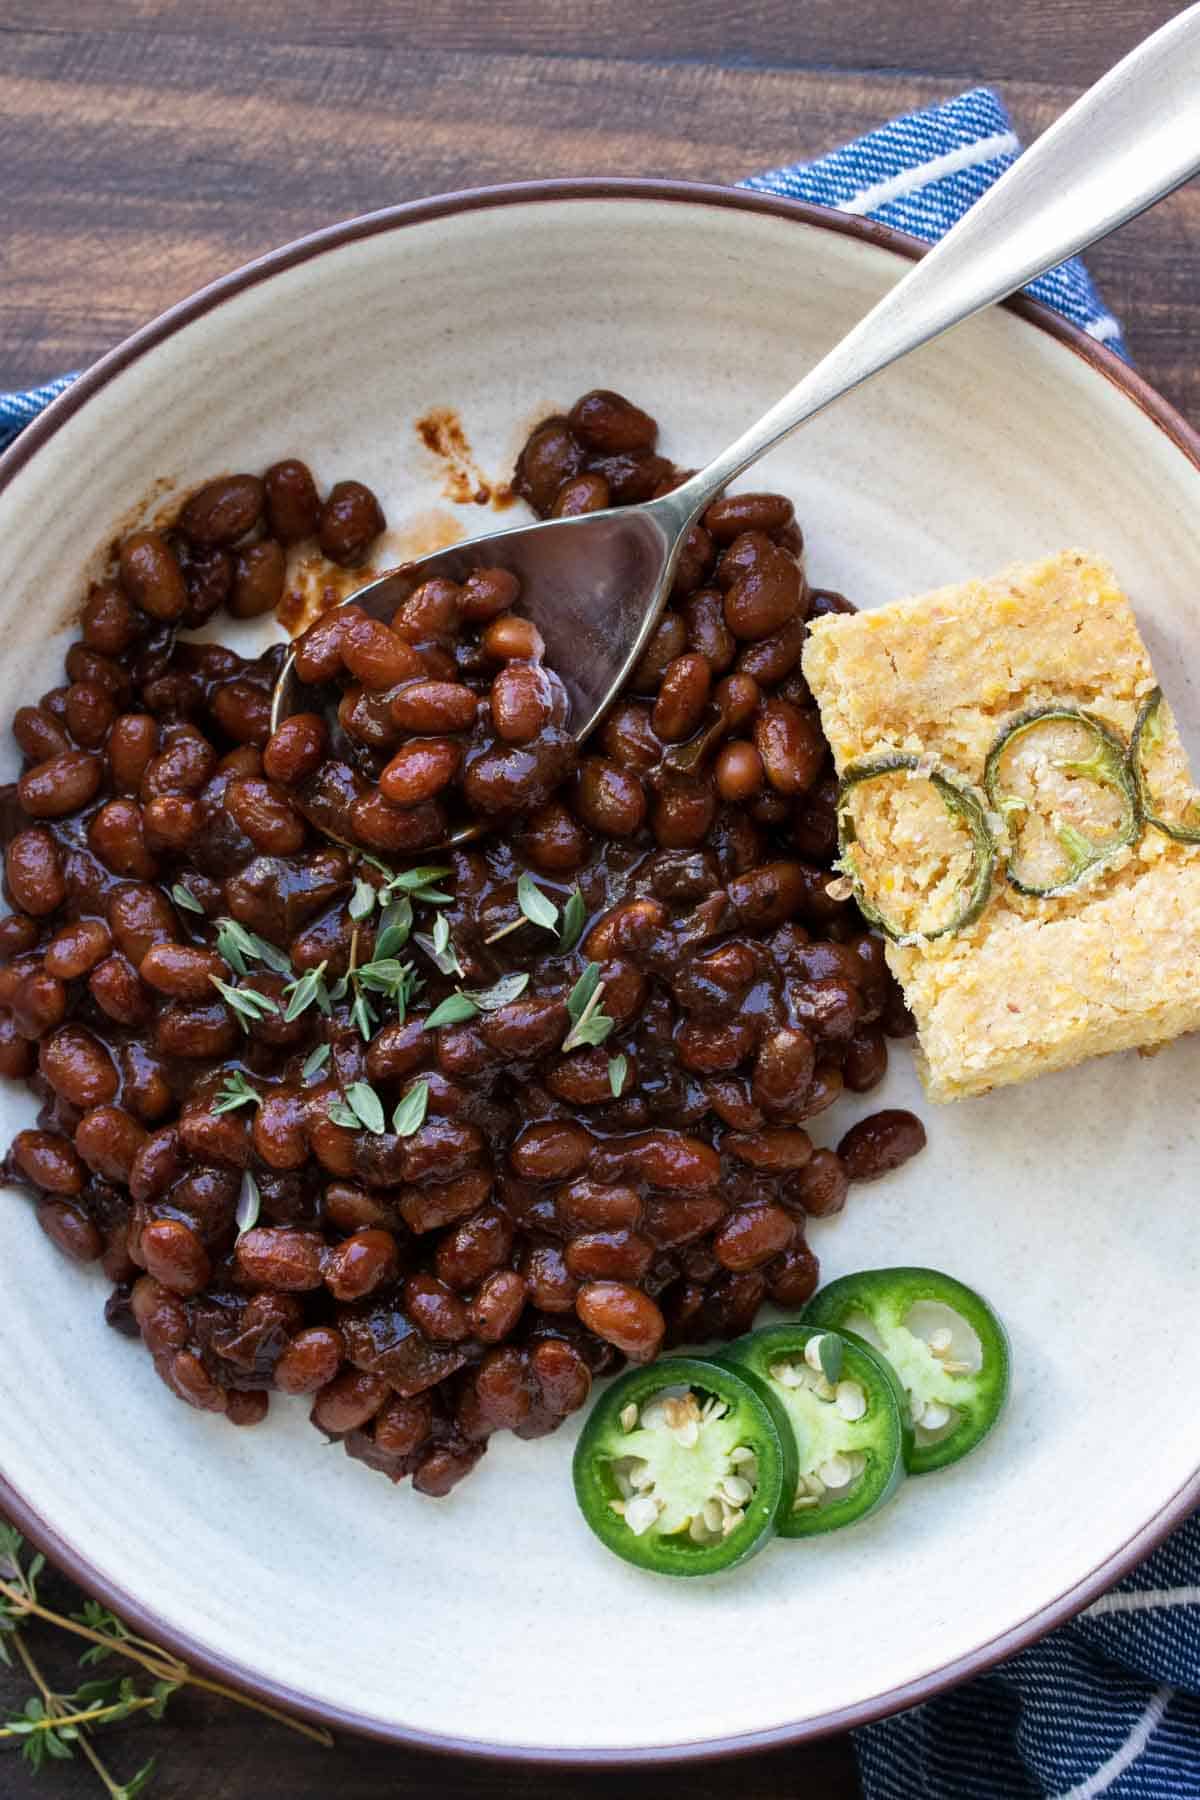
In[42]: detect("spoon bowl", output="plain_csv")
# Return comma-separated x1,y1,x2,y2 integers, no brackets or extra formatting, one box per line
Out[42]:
270,490,691,744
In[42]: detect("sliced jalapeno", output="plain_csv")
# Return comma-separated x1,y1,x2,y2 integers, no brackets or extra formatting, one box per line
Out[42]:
1131,687,1200,844
803,1267,1010,1475
572,1356,796,1576
984,706,1139,896
836,755,995,945
720,1324,909,1537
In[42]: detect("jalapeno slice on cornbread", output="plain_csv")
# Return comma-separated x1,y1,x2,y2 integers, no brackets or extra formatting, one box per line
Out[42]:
836,755,996,944
983,706,1139,896
1131,687,1200,845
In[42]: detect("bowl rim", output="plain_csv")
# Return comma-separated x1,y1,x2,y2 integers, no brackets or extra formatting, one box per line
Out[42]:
2,175,1199,1767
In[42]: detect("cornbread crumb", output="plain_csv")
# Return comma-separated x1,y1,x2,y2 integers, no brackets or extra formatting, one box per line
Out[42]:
802,551,1200,1100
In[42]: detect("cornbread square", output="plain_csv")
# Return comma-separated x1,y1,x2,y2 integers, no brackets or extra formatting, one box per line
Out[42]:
802,550,1200,1100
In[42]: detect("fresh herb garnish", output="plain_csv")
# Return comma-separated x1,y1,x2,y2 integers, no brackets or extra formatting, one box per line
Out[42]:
212,1072,260,1115
562,961,615,1052
392,1080,430,1137
424,991,481,1029
208,975,280,1030
362,859,454,906
463,972,530,1011
556,887,587,953
169,883,203,916
214,917,293,979
414,911,464,978
348,877,377,922
300,1042,331,1080
484,872,561,944
607,1054,628,1098
374,895,413,959
344,1081,387,1135
281,961,333,1023
235,1171,261,1238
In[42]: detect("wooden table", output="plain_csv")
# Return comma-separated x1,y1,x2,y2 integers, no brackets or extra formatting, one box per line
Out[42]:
0,4,1195,1795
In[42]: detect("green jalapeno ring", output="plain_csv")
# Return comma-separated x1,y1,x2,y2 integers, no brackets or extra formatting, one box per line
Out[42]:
719,1324,909,1538
572,1356,797,1576
1130,686,1200,845
803,1266,1010,1475
983,705,1140,897
836,754,997,945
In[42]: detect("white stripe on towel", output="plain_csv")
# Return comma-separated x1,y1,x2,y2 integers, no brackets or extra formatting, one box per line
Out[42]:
1051,1684,1172,1799
838,130,1020,215
1088,1585,1200,1618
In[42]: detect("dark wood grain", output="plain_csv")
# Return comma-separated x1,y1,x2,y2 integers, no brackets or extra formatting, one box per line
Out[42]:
0,4,1195,1795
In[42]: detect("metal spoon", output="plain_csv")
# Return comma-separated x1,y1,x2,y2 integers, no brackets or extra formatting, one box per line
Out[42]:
272,5,1200,791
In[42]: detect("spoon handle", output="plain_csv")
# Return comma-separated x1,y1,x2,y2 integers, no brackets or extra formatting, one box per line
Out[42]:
673,4,1200,512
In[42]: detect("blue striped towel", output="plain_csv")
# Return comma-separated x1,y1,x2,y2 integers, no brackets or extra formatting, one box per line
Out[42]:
0,87,1178,1800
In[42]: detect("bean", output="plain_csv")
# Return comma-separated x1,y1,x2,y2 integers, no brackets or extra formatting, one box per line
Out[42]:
88,799,158,879
791,977,860,1043
14,706,71,761
471,1345,534,1429
792,1148,849,1218
11,970,68,1038
468,1269,527,1343
66,644,129,700
40,1026,118,1107
11,1128,84,1195
404,1272,471,1343
82,583,138,655
398,1168,493,1234
210,680,271,746
515,801,589,872
179,474,264,546
264,458,321,542
311,1369,389,1435
250,1092,308,1170
682,588,735,672
379,738,462,805
652,653,711,742
141,1217,212,1296
392,577,460,642
350,791,444,853
754,700,826,796
274,1327,345,1395
109,715,159,794
325,1228,399,1301
545,1045,635,1107
262,714,327,786
568,389,657,454
229,540,286,619
153,1000,240,1059
481,614,544,661
800,1061,844,1120
65,682,117,749
843,1025,888,1091
837,1109,927,1181
139,942,224,999
723,536,802,639
674,1018,756,1074
75,1107,148,1182
37,1199,103,1263
704,491,795,543
631,612,687,693
340,615,422,691
768,1242,821,1308
510,1120,593,1181
225,777,306,855
293,609,349,683
458,566,520,621
726,1127,813,1171
0,913,39,959
236,1227,326,1290
491,662,554,743
5,829,65,916
650,774,716,848
588,1130,720,1190
391,681,478,733
552,472,610,516
715,740,764,802
373,1393,434,1458
576,1281,664,1363
641,1194,725,1248
118,531,187,621
672,525,716,598
712,1204,794,1271
587,451,673,505
318,480,385,565
736,615,808,686
107,883,177,963
601,701,660,772
0,1012,35,1079
514,417,586,514
434,1206,513,1291
159,1350,227,1413
565,1229,654,1283
520,1242,579,1313
17,750,101,819
751,1026,815,1114
223,1390,268,1427
413,1444,483,1496
573,758,646,836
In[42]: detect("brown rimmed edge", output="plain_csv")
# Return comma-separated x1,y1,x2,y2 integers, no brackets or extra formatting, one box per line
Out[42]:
2,176,1199,1767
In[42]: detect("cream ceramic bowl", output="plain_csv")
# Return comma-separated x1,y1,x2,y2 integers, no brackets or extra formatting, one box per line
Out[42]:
1,182,1199,1763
